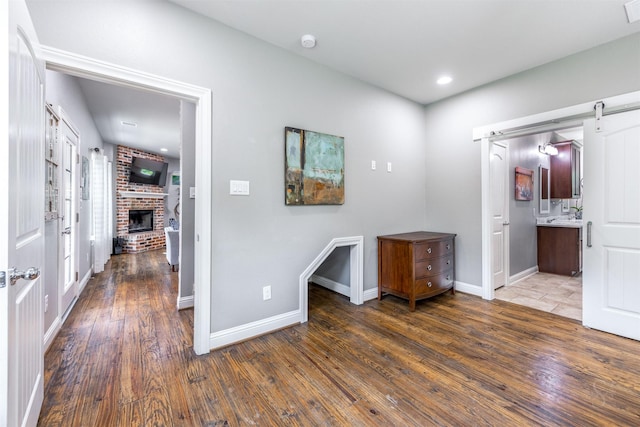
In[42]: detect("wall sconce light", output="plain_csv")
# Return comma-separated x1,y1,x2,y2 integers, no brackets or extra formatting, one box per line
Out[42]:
539,143,558,156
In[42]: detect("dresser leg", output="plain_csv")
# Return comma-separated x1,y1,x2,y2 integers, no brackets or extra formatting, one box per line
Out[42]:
409,299,416,312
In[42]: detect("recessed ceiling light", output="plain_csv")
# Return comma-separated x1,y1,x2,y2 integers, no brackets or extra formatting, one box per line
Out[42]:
160,148,168,152
121,120,137,127
437,76,453,85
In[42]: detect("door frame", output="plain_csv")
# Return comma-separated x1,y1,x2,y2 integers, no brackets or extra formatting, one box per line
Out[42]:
41,46,214,355
476,91,640,301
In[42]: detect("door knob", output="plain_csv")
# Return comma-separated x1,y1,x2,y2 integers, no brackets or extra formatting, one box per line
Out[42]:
503,221,510,225
9,267,40,286
61,229,71,235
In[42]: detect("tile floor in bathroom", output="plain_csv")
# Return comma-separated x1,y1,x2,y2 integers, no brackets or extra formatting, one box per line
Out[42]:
494,272,582,321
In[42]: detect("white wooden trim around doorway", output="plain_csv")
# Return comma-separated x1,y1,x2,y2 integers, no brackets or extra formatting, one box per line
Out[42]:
40,46,214,355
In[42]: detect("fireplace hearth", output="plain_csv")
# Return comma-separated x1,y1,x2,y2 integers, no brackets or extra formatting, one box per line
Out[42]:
129,209,154,233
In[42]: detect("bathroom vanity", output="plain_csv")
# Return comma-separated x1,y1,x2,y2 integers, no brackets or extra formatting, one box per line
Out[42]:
536,218,582,276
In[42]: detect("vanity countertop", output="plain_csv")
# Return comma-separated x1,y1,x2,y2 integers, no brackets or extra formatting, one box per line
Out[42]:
536,216,583,228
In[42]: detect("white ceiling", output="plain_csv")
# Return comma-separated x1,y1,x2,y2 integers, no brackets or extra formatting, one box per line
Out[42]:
75,78,182,158
75,0,640,158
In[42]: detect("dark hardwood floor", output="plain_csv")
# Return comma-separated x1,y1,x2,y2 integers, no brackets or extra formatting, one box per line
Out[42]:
39,250,640,426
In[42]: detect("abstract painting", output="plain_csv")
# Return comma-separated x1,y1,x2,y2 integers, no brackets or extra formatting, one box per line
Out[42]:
285,127,344,205
515,166,534,201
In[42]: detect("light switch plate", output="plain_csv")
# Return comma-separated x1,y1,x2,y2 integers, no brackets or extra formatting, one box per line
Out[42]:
189,187,196,198
230,180,250,195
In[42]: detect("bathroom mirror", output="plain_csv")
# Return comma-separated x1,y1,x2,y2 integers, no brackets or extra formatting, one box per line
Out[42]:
539,166,550,214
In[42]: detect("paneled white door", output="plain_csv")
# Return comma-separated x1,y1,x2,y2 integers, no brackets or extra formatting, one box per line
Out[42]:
583,110,640,340
490,142,509,290
1,2,46,425
59,116,78,317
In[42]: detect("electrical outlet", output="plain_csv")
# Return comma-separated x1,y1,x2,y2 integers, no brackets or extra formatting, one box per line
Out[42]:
263,285,271,301
371,160,376,170
44,295,49,312
387,162,392,173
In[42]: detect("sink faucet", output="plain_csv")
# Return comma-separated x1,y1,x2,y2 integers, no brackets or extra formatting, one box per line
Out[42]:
547,218,556,223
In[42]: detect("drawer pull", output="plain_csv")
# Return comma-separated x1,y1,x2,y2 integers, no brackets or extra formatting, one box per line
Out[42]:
446,275,451,281
446,260,451,265
427,265,432,271
446,244,451,250
427,281,432,287
427,247,432,254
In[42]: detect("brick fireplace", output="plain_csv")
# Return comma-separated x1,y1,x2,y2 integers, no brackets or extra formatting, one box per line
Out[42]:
116,145,166,253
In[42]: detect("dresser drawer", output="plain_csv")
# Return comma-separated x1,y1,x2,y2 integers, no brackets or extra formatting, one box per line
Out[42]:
415,255,453,278
414,239,454,260
415,271,454,296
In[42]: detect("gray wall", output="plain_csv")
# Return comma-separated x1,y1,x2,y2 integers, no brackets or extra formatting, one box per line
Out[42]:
315,246,351,286
43,70,104,333
423,32,640,288
26,0,429,332
506,132,550,276
179,101,196,299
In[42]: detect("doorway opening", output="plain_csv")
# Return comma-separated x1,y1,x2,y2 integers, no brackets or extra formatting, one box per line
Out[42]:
490,127,584,321
299,236,364,323
477,90,640,339
41,46,213,355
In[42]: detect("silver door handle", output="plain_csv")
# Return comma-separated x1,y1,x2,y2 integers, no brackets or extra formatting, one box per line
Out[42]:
62,229,71,235
587,221,592,248
9,267,41,286
503,221,509,225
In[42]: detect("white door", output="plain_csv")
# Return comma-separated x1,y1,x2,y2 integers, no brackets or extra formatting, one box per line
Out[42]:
490,142,509,290
583,109,640,340
59,117,78,316
1,1,46,425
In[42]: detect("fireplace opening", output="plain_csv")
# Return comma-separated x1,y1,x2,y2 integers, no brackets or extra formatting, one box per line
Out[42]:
129,209,154,233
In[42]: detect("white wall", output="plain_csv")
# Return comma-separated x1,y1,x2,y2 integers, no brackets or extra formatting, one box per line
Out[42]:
26,1,429,333
43,70,104,332
424,32,640,288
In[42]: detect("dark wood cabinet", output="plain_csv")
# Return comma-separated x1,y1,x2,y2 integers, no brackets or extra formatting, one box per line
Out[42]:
550,140,581,199
537,226,581,276
378,231,455,311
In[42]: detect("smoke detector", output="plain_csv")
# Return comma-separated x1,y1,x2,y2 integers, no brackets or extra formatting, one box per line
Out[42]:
625,0,640,23
301,34,316,49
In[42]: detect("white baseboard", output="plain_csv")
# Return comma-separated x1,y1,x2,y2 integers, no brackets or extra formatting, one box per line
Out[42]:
43,316,62,352
509,266,539,285
454,280,482,297
78,269,92,294
310,274,350,297
209,310,300,350
177,294,194,310
363,287,378,301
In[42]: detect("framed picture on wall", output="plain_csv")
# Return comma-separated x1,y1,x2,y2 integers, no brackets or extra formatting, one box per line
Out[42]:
515,166,534,201
171,172,180,186
285,127,345,205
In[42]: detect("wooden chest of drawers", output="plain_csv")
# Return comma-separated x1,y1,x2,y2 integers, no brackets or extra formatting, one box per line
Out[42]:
377,231,456,311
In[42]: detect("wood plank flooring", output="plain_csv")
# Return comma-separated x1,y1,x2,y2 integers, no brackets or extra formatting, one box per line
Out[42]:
39,250,640,426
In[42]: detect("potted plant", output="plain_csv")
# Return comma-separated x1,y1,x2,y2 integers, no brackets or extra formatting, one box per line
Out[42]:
571,205,583,220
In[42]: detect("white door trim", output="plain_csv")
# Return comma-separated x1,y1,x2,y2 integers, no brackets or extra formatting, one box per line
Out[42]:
476,91,640,301
40,46,214,355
